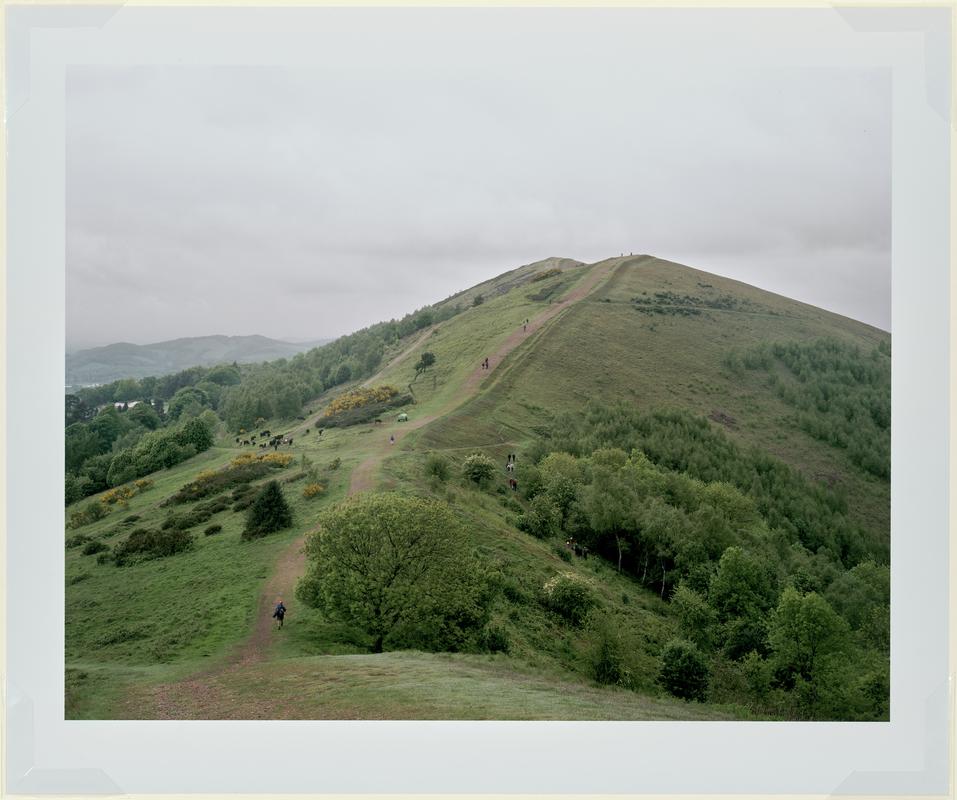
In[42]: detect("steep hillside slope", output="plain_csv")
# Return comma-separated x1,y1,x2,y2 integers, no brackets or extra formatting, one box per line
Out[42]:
65,255,889,721
415,255,890,554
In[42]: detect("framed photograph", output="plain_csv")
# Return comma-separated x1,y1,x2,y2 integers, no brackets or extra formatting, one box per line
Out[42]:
3,2,953,796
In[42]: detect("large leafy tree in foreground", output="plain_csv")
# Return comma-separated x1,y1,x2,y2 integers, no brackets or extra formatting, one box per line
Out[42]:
297,493,490,652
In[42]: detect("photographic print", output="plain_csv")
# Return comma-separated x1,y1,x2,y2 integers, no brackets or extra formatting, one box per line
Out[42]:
61,8,893,724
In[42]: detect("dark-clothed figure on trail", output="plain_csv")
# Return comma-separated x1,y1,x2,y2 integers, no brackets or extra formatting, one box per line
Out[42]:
272,599,286,629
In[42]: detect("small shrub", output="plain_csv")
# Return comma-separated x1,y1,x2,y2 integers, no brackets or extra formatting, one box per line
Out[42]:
587,614,627,686
94,627,147,647
328,457,342,471
472,294,484,306
169,456,291,505
133,478,153,491
425,453,450,482
96,553,113,565
303,482,326,499
204,524,223,536
501,578,528,604
258,452,294,467
82,540,108,556
480,624,511,654
499,496,522,514
68,573,91,585
114,527,194,566
65,533,92,549
101,485,136,506
200,495,231,514
553,543,572,562
462,453,496,485
161,514,192,531
67,501,112,529
658,638,710,701
541,573,595,626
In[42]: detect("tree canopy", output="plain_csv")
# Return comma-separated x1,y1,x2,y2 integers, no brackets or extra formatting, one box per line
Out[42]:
297,493,490,652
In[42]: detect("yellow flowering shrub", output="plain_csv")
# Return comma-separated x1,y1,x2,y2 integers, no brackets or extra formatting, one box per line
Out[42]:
302,482,326,499
260,452,294,467
230,452,293,468
101,485,135,506
322,385,399,417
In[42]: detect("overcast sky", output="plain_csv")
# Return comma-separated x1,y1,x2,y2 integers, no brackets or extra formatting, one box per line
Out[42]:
66,9,891,349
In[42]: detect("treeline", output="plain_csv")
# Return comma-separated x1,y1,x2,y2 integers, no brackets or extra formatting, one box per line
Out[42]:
65,298,465,505
65,414,216,505
519,403,889,719
725,338,891,479
70,300,462,431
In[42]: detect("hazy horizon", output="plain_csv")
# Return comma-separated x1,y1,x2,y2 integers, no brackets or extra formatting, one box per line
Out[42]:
67,251,889,352
67,9,891,350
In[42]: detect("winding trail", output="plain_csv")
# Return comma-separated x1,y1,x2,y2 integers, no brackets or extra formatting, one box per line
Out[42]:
257,258,615,653
349,258,618,493
134,259,619,718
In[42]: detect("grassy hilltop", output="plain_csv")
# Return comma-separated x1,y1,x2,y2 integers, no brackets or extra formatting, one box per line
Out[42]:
65,255,890,720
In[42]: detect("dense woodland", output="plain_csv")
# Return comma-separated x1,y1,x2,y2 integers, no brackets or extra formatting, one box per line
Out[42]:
514,398,889,719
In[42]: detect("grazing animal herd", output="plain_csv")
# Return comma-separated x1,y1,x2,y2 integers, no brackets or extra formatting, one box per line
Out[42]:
234,429,295,450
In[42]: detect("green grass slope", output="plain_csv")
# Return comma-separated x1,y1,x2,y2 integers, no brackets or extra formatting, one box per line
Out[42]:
418,255,889,553
66,254,888,720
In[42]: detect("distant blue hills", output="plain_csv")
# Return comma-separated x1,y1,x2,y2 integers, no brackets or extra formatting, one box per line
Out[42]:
66,334,330,387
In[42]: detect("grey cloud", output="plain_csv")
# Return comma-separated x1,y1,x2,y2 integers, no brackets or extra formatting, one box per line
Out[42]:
66,9,890,349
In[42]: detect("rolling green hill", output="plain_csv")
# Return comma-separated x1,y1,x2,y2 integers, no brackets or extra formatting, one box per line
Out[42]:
65,255,889,721
66,334,330,386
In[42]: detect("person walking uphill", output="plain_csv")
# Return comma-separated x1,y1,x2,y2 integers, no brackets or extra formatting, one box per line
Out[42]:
272,598,286,629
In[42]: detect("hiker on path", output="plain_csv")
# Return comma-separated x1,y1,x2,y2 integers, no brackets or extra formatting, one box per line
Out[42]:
272,598,286,629
523,323,527,332
390,434,395,445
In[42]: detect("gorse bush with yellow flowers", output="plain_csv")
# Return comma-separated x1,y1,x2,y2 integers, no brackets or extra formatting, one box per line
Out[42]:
165,453,294,505
68,479,156,528
322,385,399,417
